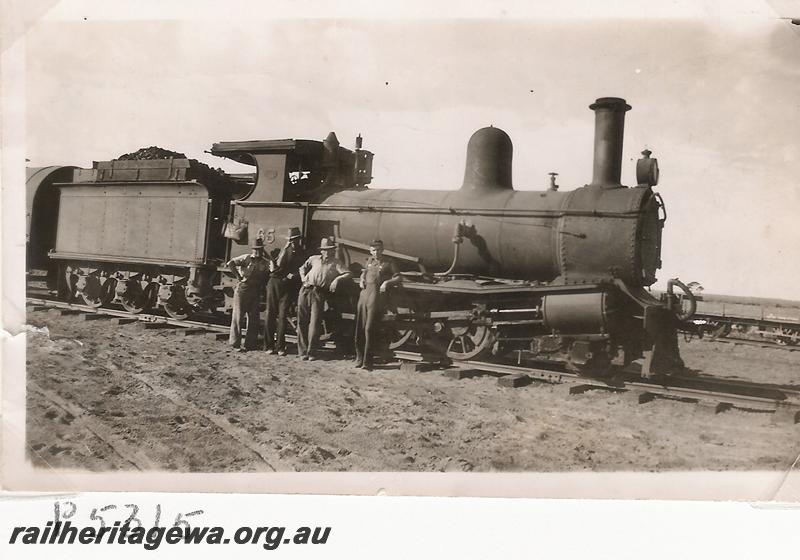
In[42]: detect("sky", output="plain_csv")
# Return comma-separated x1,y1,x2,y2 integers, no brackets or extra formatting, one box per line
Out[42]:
14,0,800,300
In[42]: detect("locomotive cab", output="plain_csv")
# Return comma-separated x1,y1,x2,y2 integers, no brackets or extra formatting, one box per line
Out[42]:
211,133,373,204
210,134,372,260
210,134,373,313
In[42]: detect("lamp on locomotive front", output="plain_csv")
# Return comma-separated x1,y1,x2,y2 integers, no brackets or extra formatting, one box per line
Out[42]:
636,149,660,187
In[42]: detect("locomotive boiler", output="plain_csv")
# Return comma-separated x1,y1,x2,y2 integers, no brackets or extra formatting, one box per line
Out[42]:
319,98,662,287
26,96,690,377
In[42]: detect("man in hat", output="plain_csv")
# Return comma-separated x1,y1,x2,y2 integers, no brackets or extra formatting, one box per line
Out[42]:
354,239,401,370
264,226,306,355
226,235,270,352
296,237,351,361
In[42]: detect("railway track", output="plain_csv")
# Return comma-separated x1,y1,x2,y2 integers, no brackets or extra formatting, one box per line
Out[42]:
28,282,800,354
698,335,799,352
688,312,800,351
26,294,800,423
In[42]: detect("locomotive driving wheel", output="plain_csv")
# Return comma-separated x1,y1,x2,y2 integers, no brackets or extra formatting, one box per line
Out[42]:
444,323,495,361
388,325,414,350
385,305,414,350
286,302,299,335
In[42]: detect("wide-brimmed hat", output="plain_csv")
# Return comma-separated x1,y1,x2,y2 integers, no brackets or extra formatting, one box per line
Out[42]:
286,227,302,240
319,237,337,250
369,239,384,247
251,237,266,250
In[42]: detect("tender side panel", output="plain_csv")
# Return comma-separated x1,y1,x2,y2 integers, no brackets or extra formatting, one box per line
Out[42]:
55,184,209,264
56,196,83,254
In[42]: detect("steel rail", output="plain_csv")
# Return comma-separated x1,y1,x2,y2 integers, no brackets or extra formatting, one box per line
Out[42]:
27,296,800,421
694,312,800,329
701,336,799,352
394,352,800,418
26,296,229,332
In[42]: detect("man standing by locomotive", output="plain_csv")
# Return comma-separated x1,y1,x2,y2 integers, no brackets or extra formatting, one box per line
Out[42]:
227,235,270,352
264,227,305,356
296,237,351,361
354,239,401,370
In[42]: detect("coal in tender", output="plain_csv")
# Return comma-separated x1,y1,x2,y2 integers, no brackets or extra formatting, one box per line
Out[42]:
116,146,242,193
117,146,187,160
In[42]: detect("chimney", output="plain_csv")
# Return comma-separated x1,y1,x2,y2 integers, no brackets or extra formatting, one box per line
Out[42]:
589,97,631,188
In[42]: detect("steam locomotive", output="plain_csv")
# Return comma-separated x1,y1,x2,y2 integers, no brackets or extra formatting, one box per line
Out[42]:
26,97,692,376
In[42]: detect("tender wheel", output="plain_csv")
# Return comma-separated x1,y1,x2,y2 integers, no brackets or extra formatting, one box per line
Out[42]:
119,281,148,314
445,323,494,361
59,265,78,302
79,276,116,308
160,283,192,320
164,300,191,320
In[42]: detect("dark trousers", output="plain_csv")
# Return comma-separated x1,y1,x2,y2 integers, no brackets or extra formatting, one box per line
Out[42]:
264,277,294,352
354,285,382,366
229,286,260,349
297,285,325,358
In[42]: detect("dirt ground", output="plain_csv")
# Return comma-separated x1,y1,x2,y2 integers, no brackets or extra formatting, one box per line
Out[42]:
22,308,800,473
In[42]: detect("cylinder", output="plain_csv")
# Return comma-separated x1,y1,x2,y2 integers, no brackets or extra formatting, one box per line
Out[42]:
589,97,631,188
460,126,513,191
542,292,610,334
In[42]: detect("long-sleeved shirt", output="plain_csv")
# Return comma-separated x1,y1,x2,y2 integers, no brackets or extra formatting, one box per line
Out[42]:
299,255,350,290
